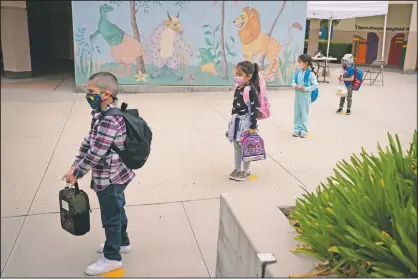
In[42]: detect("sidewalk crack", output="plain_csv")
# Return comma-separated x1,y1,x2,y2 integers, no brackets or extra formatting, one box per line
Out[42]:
181,202,211,277
1,100,75,276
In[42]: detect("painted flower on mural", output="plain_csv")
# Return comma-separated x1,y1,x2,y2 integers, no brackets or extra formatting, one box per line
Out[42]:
134,70,148,83
187,73,196,84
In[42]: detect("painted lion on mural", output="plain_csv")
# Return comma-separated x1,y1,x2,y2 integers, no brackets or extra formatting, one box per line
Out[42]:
234,7,302,75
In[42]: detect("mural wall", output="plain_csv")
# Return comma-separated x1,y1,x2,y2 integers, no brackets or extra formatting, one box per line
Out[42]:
72,1,307,86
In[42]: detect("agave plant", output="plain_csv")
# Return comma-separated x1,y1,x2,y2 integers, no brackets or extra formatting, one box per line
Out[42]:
290,131,417,278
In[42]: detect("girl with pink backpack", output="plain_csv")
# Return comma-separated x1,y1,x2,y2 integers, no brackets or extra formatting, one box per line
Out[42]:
225,61,270,181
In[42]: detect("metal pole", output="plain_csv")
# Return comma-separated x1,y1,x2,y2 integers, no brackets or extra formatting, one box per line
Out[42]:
324,17,333,79
381,13,388,61
326,17,333,57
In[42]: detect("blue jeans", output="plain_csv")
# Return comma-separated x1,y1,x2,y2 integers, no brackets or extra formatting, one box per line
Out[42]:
294,93,311,135
96,184,130,261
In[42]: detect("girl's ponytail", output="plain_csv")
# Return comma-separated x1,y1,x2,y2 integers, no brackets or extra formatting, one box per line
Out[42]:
249,62,260,85
309,61,316,76
298,54,316,76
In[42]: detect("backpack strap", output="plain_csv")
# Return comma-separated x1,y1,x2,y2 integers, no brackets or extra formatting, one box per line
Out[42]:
243,85,251,104
353,66,358,82
303,69,311,84
243,82,260,104
99,108,124,121
294,70,300,85
98,108,125,155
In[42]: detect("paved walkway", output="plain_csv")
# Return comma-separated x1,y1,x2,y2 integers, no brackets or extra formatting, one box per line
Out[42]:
1,70,416,277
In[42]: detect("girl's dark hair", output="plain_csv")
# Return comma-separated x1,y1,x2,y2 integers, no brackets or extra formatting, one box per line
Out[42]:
236,61,260,85
298,54,316,76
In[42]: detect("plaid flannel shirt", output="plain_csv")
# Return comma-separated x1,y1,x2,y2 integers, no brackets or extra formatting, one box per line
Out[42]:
72,103,135,191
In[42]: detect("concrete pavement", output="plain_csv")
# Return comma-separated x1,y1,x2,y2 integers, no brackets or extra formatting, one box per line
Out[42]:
1,70,416,277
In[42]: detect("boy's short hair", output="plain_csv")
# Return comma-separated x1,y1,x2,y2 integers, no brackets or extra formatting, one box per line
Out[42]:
88,72,119,97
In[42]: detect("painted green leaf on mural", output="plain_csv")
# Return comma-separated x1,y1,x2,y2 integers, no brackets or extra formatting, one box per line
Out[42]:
198,48,210,64
230,36,235,43
225,42,230,52
198,48,215,64
229,52,237,57
215,41,220,51
205,38,212,46
204,31,212,35
202,24,209,28
175,1,189,8
214,24,220,33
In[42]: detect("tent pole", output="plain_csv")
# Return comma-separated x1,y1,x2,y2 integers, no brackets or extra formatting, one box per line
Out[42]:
326,17,333,57
381,13,388,61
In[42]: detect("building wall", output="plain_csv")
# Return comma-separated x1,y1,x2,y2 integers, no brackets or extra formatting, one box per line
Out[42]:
1,1,32,74
331,4,412,63
0,1,26,9
71,1,307,86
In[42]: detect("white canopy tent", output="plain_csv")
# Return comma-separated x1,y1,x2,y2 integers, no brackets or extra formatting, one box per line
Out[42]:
307,1,389,60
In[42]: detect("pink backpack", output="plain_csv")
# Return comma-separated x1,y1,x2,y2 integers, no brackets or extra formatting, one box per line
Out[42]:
239,78,271,120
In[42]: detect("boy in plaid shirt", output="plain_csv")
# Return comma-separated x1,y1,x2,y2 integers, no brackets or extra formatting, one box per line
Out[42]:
63,72,135,276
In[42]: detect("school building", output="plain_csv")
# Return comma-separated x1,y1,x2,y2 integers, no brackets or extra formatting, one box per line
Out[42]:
307,1,417,73
1,1,416,81
1,1,74,79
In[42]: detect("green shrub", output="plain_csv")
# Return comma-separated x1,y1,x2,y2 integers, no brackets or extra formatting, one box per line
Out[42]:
289,131,417,278
304,40,352,63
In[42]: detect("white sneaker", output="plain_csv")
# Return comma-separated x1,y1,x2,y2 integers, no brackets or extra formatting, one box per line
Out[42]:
97,243,132,254
85,255,122,276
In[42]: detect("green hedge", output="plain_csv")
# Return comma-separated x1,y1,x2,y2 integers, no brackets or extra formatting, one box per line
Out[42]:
304,40,352,63
289,132,417,277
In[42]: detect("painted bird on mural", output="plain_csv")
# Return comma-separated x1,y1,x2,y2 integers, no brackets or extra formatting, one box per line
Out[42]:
143,11,194,80
90,4,144,76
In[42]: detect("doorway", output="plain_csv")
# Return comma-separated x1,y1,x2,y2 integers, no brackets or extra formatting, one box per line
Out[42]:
365,32,378,64
388,33,405,67
352,35,367,64
26,0,74,77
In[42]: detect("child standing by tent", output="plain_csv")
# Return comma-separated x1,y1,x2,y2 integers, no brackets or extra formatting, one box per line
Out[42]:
292,54,318,138
337,54,355,115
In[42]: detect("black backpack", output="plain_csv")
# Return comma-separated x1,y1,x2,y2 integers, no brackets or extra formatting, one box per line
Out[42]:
98,102,152,169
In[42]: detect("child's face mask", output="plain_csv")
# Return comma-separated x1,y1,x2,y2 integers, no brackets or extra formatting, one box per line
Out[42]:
342,60,350,69
86,92,102,110
296,61,306,70
235,67,251,86
234,76,245,86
